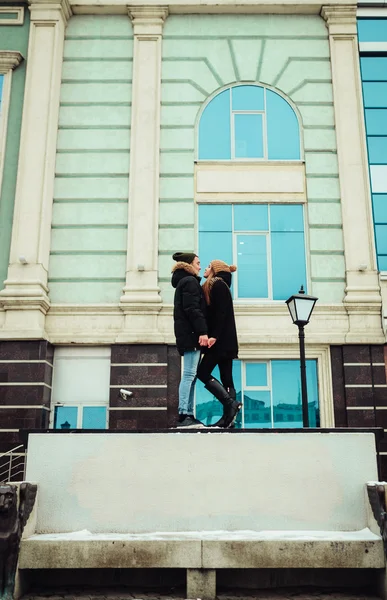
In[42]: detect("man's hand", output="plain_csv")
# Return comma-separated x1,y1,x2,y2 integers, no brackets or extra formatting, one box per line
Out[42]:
208,337,217,348
199,334,209,347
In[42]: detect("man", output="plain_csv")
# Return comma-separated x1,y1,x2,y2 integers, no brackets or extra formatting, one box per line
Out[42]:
171,251,208,428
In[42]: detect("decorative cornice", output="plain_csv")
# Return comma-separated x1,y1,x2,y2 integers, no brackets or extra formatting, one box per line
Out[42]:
0,51,24,74
128,5,168,35
321,5,357,31
29,0,72,24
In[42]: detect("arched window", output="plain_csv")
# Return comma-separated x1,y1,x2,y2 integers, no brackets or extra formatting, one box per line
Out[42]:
198,84,301,161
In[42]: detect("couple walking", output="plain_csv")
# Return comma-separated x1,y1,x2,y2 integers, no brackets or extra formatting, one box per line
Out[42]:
171,251,242,428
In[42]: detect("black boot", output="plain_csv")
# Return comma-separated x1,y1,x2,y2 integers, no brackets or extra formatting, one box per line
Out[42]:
211,388,237,428
205,379,241,428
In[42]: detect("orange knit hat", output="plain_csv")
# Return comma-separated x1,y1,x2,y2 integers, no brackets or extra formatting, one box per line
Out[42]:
210,260,237,274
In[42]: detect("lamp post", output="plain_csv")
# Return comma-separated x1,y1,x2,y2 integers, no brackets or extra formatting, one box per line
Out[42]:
285,286,318,427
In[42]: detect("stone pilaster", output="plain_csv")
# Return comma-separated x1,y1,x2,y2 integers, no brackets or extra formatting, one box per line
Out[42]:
0,0,72,338
321,5,384,342
120,7,167,316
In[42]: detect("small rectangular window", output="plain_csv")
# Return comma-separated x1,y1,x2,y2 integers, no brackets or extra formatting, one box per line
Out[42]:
271,231,306,301
244,390,272,428
361,57,387,81
368,137,387,164
236,234,268,299
54,406,78,429
375,224,387,254
232,85,264,111
363,82,387,108
234,204,268,231
365,109,387,135
198,204,232,232
199,231,233,275
358,19,387,43
245,362,267,387
234,113,263,159
82,406,107,429
373,194,387,223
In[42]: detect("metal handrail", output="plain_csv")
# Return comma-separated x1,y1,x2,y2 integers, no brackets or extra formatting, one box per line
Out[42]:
0,445,26,483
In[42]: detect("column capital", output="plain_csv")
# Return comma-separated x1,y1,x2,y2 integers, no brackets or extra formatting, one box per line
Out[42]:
28,0,72,24
321,5,357,34
128,6,168,36
0,51,24,74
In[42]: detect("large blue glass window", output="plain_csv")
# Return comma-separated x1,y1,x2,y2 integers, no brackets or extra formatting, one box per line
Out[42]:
359,30,387,271
195,359,319,428
198,84,301,161
199,204,307,301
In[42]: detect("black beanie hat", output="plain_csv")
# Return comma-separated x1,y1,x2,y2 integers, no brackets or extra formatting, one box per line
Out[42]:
172,251,197,264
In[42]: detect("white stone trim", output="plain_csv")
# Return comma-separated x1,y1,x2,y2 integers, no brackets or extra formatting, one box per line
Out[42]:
321,5,383,340
0,52,24,238
0,0,72,336
120,6,167,310
359,41,387,51
195,162,306,201
357,8,387,17
0,7,24,25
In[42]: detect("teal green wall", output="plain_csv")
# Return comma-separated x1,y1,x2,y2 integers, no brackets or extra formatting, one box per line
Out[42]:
0,7,30,289
49,15,132,304
159,15,344,304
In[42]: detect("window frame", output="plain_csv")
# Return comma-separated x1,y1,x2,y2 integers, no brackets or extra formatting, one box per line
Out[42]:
53,404,108,429
196,82,303,163
358,44,387,274
198,203,308,304
0,52,23,200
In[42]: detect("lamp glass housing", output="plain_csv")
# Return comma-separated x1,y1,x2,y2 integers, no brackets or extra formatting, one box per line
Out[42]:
286,290,318,326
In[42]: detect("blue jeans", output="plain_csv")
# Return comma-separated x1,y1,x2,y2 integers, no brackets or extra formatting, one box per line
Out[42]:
179,350,201,415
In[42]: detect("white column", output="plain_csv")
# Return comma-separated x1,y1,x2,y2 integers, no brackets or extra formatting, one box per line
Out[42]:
321,5,384,341
120,6,167,311
0,0,71,337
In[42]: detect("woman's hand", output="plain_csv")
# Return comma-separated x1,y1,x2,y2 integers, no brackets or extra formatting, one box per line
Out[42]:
199,334,209,346
208,337,217,348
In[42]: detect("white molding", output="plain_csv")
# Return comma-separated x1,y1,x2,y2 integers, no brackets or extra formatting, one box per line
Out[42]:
0,0,71,335
359,41,387,52
120,6,167,309
0,51,24,74
357,8,387,17
68,0,360,16
321,4,383,333
0,7,24,25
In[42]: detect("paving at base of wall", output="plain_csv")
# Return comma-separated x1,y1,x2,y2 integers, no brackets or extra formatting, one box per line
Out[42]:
21,589,381,599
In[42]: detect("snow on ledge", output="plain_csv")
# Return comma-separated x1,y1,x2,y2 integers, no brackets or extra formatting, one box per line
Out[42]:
28,528,381,542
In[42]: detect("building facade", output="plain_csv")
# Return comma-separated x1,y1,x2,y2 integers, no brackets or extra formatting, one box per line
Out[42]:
0,0,386,471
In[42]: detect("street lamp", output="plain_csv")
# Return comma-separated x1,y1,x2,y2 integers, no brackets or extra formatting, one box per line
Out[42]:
285,286,318,427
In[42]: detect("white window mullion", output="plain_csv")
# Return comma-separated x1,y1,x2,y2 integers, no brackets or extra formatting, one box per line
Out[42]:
263,88,268,160
268,360,274,428
267,206,273,300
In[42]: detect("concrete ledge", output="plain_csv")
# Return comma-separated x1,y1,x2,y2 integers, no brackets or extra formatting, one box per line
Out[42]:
19,535,384,570
202,539,385,569
19,539,202,569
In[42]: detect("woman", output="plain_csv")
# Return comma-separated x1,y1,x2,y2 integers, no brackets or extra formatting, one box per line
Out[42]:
197,259,241,428
171,251,208,428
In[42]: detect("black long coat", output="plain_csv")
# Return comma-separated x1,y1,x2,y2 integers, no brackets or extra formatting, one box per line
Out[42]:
172,263,207,355
205,271,238,360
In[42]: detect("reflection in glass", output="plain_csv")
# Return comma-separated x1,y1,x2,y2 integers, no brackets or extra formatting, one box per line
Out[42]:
272,360,319,428
195,361,242,427
54,406,78,429
244,391,271,428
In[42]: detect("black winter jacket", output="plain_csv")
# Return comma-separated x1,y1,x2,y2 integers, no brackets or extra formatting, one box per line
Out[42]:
205,271,238,359
172,262,207,355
